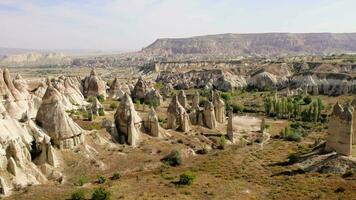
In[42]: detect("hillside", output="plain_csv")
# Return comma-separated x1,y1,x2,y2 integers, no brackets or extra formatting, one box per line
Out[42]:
142,33,356,57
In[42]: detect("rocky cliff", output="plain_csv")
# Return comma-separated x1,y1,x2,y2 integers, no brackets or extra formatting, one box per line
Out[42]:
143,33,356,57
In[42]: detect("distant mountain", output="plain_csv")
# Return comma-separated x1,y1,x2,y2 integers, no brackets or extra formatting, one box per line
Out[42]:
142,33,356,57
0,52,71,67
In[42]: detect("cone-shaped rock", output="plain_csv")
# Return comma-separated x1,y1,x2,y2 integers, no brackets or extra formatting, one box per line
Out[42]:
213,91,226,123
167,95,190,132
146,107,160,137
36,86,85,149
203,101,216,129
132,77,149,100
82,68,106,99
114,93,142,146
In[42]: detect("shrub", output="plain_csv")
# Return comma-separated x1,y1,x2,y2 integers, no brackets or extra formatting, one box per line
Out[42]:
134,99,141,105
218,136,226,149
109,102,118,110
91,187,111,200
87,96,96,103
146,98,160,108
199,89,211,98
161,150,182,167
97,95,105,103
110,172,121,180
287,153,300,164
230,103,244,113
98,108,105,116
154,81,164,90
281,126,302,142
97,175,106,184
71,190,85,200
303,96,312,105
178,171,196,185
82,122,101,130
76,176,87,186
220,92,232,102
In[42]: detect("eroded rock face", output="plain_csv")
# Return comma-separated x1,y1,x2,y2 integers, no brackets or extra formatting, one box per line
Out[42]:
326,103,353,156
132,77,150,100
144,88,162,106
0,69,40,119
290,73,356,96
52,76,88,109
227,108,234,142
108,78,128,100
161,83,173,97
212,91,226,123
36,86,85,149
82,68,106,98
157,69,246,91
114,93,142,146
203,101,216,129
146,107,160,137
248,71,279,90
167,95,190,132
0,119,49,192
177,90,188,109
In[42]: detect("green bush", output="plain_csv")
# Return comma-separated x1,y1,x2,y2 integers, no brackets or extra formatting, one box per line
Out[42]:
287,153,300,164
146,98,160,108
230,103,244,114
218,136,226,150
87,96,96,103
97,175,106,184
91,187,111,200
109,102,118,110
97,95,105,103
303,96,312,105
220,92,232,102
281,126,302,142
71,189,85,200
179,171,196,185
154,81,164,90
161,150,182,167
82,122,101,130
75,176,87,186
110,172,121,180
98,108,105,116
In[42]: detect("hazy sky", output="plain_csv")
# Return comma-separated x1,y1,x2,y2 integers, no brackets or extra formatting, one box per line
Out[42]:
0,0,355,51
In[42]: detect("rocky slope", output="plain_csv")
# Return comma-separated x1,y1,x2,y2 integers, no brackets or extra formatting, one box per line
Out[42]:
143,33,356,57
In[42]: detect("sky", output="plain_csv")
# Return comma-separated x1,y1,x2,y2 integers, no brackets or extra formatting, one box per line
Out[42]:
0,0,355,51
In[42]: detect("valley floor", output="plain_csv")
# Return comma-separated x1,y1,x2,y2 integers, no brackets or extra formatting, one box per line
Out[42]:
5,118,356,200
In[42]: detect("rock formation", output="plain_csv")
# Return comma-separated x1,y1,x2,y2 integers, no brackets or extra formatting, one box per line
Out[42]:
114,93,142,146
36,86,85,149
0,177,8,195
146,107,160,137
167,95,190,132
212,91,226,123
227,108,234,142
82,68,106,99
144,88,162,106
161,83,173,97
260,118,266,133
91,97,103,116
326,103,353,156
108,78,126,100
157,69,246,91
203,101,216,129
132,77,150,100
352,99,356,145
177,90,188,109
